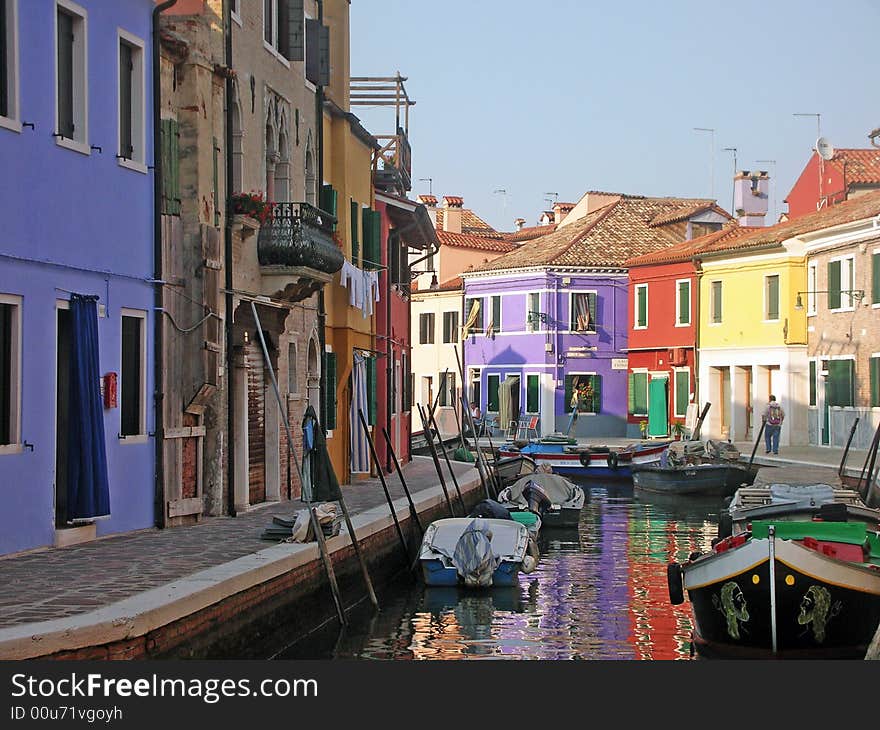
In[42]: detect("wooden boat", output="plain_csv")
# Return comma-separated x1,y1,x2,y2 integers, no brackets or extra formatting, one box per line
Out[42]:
631,462,759,497
668,483,880,659
497,439,669,479
418,517,538,588
491,453,537,488
496,472,586,528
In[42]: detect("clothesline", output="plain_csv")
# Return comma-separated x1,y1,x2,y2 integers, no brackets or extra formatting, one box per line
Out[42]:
339,260,381,318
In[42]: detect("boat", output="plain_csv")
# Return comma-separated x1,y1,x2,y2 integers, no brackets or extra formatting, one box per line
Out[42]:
496,472,586,528
490,453,537,489
497,438,669,479
668,482,880,658
632,462,760,497
418,517,539,588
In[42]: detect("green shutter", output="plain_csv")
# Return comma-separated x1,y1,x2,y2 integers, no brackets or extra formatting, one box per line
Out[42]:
827,359,854,407
591,375,601,413
675,370,689,416
589,293,597,329
828,260,841,309
366,356,376,425
637,287,647,327
633,372,648,415
873,253,880,305
628,373,636,414
712,281,722,323
809,360,817,406
871,358,879,408
564,376,573,413
370,210,382,270
679,281,690,325
169,119,180,215
350,200,359,264
488,376,499,412
323,352,337,430
212,137,220,226
527,375,539,413
321,184,337,230
767,275,779,320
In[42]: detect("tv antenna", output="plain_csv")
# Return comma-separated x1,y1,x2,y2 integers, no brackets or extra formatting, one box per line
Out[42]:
418,177,433,195
493,188,508,220
544,192,558,207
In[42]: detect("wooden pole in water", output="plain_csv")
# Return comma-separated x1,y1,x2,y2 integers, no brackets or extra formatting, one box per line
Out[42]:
693,402,711,441
839,417,860,478
417,404,457,516
856,421,880,499
748,421,766,467
453,344,496,499
381,426,424,536
427,405,467,515
358,409,411,561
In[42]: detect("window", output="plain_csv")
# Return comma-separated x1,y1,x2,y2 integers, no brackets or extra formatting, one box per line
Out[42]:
807,360,820,407
350,200,359,265
765,274,779,321
470,368,481,408
674,369,689,417
691,221,722,238
264,0,278,48
0,0,20,129
160,119,180,215
421,376,433,407
526,374,539,414
438,372,455,407
871,357,880,408
873,251,880,306
628,371,648,416
527,292,541,331
0,295,21,449
442,311,458,343
487,374,500,412
419,312,435,344
635,284,648,329
570,292,597,332
463,297,483,335
826,359,854,407
808,262,818,315
565,374,600,414
287,342,298,393
120,310,146,438
118,31,145,170
56,1,87,152
710,281,722,323
488,295,501,334
676,280,691,326
401,353,409,411
828,257,856,310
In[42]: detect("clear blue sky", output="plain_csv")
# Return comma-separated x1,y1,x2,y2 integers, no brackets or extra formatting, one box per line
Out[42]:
350,0,880,232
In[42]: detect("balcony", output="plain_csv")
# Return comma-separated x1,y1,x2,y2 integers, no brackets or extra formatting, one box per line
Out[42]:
257,202,344,302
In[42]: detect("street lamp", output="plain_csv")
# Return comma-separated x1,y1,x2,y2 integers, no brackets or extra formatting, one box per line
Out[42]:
794,289,865,310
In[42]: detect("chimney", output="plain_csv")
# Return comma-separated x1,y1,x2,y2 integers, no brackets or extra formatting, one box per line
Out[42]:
553,202,574,224
419,194,438,228
733,170,769,226
443,195,463,234
514,217,526,231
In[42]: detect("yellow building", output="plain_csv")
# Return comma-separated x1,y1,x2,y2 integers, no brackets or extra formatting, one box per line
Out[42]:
320,0,380,483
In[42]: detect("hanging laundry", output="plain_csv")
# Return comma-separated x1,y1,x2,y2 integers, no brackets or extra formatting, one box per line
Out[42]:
339,260,382,318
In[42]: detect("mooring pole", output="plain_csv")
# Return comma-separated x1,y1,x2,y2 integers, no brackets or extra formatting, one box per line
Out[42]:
381,426,424,536
748,421,766,468
417,404,456,516
428,405,467,515
839,417,860,478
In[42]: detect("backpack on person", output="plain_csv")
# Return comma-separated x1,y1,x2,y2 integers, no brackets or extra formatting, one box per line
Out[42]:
766,402,783,426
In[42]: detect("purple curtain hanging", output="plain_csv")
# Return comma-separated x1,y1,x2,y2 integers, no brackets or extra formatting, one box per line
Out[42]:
67,294,110,520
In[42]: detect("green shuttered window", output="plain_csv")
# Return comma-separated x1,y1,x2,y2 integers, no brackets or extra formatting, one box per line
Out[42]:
323,352,337,430
873,253,880,305
871,357,880,408
362,208,381,270
628,372,648,415
487,375,500,412
526,374,539,414
766,274,779,320
677,281,690,325
161,119,180,215
711,281,722,323
828,260,842,310
826,359,854,407
636,285,647,328
809,360,817,407
565,375,600,414
366,356,376,425
675,370,689,417
350,200,359,264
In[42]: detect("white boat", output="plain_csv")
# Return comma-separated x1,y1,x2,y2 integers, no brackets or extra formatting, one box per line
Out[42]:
418,517,538,587
496,472,586,528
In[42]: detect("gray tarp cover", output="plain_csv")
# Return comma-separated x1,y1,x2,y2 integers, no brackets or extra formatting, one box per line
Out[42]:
506,472,580,505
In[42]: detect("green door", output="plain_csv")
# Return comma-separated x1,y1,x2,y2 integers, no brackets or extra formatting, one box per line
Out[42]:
648,377,668,437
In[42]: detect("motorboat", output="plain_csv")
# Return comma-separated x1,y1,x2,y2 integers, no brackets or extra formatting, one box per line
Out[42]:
496,472,586,528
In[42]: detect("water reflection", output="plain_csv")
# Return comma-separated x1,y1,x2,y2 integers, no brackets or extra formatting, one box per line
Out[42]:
274,480,721,660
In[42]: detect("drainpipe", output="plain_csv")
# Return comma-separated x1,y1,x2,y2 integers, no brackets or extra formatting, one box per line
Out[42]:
152,0,178,529
223,0,236,517
316,0,327,438
691,255,702,406
385,230,392,473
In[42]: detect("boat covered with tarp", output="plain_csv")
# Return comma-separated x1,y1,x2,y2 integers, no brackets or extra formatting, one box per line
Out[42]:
496,472,586,528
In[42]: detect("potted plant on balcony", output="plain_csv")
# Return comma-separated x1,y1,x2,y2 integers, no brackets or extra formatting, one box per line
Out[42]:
230,191,273,225
671,421,686,440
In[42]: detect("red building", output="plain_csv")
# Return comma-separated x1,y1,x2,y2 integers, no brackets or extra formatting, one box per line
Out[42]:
785,148,880,220
374,192,437,472
624,227,744,438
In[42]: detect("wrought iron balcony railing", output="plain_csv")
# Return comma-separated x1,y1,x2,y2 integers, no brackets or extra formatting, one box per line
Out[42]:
257,202,343,275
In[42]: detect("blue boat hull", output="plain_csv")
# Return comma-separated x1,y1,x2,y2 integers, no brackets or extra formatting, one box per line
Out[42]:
420,558,522,587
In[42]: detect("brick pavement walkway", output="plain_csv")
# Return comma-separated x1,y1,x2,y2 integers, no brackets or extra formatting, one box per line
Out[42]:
0,455,481,630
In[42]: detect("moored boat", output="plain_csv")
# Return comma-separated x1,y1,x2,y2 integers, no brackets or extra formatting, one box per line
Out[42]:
632,462,759,498
491,453,537,488
668,482,880,658
419,517,538,588
497,439,669,479
496,472,586,528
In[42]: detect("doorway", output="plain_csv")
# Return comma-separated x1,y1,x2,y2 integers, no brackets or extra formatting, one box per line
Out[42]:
55,308,72,526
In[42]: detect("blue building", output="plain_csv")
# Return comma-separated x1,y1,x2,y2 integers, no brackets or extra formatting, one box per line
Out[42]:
0,0,157,554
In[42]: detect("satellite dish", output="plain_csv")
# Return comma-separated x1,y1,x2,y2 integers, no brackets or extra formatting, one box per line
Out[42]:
816,137,835,161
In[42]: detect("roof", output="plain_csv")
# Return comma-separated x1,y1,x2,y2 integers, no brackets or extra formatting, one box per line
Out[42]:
503,223,558,243
443,195,464,207
827,149,880,185
649,201,730,226
434,208,498,235
465,195,727,273
437,230,516,253
411,276,463,294
629,189,880,265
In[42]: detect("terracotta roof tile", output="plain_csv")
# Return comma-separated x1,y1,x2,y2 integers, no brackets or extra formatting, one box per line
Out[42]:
412,276,463,293
434,208,498,235
418,194,438,206
438,230,515,253
503,223,558,242
443,196,464,207
625,224,751,266
649,201,731,226
465,196,725,273
827,149,880,185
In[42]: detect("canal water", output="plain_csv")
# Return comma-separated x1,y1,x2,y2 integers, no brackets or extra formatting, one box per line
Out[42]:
273,480,723,660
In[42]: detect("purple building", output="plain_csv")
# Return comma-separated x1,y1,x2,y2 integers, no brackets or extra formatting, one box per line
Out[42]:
0,0,157,555
461,195,729,438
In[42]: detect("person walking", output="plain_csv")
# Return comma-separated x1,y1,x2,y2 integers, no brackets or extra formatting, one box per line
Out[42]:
761,395,785,455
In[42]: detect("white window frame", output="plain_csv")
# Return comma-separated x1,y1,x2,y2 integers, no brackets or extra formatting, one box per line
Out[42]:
420,375,433,408
807,261,818,316
568,290,598,333
489,295,502,334
566,371,599,415
287,341,299,397
55,0,89,155
525,372,540,414
419,312,435,345
303,10,316,91
634,283,648,330
673,367,690,418
675,279,691,327
119,308,148,443
763,272,781,322
709,280,723,325
0,293,22,454
829,254,856,312
442,310,458,344
263,0,290,68
631,367,649,417
230,0,242,26
117,28,147,173
0,0,20,132
526,292,541,332
486,373,500,413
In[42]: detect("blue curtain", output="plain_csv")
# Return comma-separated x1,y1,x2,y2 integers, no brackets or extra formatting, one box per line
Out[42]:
67,294,110,520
